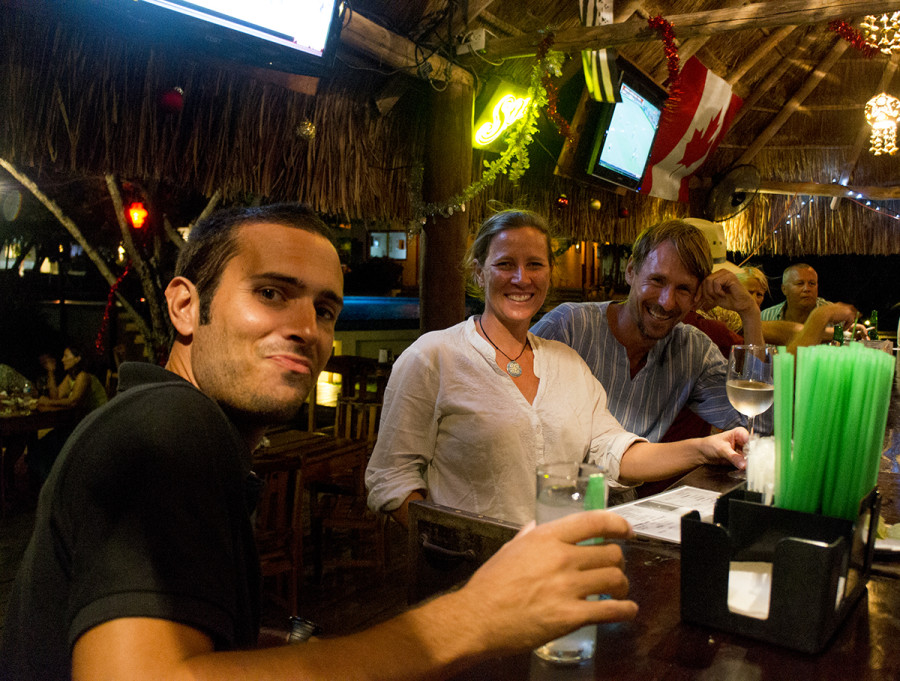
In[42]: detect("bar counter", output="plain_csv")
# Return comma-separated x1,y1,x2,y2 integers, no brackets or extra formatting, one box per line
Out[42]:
448,444,900,681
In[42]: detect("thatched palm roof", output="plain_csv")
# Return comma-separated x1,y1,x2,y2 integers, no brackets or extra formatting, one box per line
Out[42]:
4,0,900,255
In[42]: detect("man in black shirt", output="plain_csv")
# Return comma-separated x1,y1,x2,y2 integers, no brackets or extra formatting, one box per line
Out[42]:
1,204,637,681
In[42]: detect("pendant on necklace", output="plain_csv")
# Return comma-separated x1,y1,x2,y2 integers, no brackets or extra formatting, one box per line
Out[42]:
506,361,523,378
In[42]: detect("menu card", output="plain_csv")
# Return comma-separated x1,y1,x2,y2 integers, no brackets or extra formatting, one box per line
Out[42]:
611,486,722,543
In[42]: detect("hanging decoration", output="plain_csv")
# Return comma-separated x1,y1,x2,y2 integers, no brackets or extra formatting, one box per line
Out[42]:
865,92,900,155
95,263,131,354
828,20,880,57
158,86,184,113
537,35,575,142
127,202,148,229
860,13,900,54
648,15,681,107
409,38,567,227
295,120,316,141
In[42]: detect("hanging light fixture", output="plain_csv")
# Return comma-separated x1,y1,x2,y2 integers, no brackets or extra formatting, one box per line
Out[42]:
861,13,900,54
865,93,900,155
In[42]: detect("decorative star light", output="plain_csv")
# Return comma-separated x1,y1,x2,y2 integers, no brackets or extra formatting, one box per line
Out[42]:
865,92,900,155
861,13,900,54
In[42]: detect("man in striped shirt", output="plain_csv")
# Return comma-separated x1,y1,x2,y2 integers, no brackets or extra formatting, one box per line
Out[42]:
531,219,765,444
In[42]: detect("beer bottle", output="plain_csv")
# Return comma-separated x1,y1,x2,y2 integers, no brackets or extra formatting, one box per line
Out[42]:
831,323,843,346
867,310,879,340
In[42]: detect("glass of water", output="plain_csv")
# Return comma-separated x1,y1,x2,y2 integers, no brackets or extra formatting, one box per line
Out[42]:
533,461,607,665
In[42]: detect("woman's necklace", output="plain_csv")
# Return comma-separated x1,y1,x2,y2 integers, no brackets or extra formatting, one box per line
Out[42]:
478,316,528,378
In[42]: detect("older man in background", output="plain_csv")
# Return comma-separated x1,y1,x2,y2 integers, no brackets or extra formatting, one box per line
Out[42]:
761,263,831,324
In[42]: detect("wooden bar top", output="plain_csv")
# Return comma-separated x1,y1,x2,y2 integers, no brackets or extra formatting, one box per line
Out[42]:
446,443,900,681
450,540,900,680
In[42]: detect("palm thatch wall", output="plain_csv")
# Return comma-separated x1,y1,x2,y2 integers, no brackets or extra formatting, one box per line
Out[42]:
0,9,425,221
5,4,900,256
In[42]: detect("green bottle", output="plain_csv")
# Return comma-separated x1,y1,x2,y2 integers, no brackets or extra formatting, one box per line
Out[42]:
831,323,843,346
868,310,879,340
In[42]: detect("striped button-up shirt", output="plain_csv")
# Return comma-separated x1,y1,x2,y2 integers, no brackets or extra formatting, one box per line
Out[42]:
760,298,831,321
531,301,745,442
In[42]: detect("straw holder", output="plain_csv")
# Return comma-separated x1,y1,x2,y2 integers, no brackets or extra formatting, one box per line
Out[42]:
680,486,879,653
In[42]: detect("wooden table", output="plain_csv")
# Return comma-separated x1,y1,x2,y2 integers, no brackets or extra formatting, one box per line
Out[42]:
447,458,900,681
1,409,80,511
0,409,79,438
252,429,369,492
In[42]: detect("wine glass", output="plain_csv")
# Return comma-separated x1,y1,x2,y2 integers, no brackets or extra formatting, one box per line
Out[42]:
726,344,776,440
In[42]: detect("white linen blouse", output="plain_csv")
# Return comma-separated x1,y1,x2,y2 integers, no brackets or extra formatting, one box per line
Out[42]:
365,317,644,525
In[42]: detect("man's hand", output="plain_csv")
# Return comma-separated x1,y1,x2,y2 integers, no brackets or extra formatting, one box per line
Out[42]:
698,427,749,470
698,270,756,316
788,302,860,353
449,511,638,656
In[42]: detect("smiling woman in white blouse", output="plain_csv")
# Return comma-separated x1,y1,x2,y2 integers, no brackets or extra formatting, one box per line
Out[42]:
365,209,749,527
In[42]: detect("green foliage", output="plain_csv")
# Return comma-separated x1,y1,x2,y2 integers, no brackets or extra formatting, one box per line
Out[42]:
411,50,565,230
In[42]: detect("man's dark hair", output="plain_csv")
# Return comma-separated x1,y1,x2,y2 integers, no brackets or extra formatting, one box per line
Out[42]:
175,203,334,324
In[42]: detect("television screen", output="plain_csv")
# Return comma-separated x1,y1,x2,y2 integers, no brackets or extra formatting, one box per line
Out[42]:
142,1,339,59
76,0,344,77
585,61,667,191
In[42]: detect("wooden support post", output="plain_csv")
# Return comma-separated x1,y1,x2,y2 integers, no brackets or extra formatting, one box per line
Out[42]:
420,80,474,333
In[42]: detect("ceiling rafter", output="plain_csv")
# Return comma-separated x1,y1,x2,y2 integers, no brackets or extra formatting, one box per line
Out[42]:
725,25,796,85
737,36,849,166
481,0,900,59
728,28,819,129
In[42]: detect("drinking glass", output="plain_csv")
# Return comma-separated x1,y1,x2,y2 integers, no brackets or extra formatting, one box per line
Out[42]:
726,344,776,440
533,462,607,665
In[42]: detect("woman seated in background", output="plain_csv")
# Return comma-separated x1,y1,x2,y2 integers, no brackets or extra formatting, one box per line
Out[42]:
737,266,769,309
366,209,749,527
28,345,108,483
36,346,108,414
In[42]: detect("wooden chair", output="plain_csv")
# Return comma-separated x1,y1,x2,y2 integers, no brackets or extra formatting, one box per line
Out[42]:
307,360,392,580
254,465,304,616
406,500,519,605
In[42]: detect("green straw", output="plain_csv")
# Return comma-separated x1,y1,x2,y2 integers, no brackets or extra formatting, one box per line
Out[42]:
819,348,854,516
774,350,794,507
792,346,824,513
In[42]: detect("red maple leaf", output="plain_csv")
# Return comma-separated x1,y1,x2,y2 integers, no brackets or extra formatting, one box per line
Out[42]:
678,109,723,170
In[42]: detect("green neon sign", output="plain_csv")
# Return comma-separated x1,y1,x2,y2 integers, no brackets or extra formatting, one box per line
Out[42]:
474,93,532,148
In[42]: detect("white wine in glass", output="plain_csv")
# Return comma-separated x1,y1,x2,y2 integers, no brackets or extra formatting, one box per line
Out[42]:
725,344,775,439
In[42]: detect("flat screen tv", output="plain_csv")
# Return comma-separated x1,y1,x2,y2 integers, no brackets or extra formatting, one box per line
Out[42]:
584,58,668,191
71,0,345,77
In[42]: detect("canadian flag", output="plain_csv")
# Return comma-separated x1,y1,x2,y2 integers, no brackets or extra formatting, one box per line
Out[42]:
640,57,742,202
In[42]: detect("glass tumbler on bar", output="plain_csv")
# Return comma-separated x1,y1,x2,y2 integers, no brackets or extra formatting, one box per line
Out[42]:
533,462,607,665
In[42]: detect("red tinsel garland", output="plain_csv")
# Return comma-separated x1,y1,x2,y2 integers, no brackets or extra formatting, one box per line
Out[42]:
648,15,681,108
536,33,575,142
95,263,130,354
829,19,879,58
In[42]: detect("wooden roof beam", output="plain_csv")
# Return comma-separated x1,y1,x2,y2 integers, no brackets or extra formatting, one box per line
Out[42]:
725,25,796,85
736,37,848,165
448,1,499,38
339,11,473,86
483,0,900,59
759,180,900,200
830,52,900,208
728,28,817,128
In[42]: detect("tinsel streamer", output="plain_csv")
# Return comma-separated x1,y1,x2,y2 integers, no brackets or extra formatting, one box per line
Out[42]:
536,33,575,141
828,19,879,58
648,15,681,108
542,76,575,142
95,263,131,354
